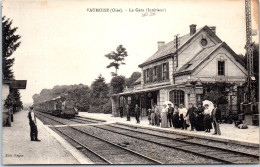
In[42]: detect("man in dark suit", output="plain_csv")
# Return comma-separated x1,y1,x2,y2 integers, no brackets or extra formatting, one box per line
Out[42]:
186,103,197,131
167,104,174,127
28,107,41,141
211,104,221,135
134,104,140,124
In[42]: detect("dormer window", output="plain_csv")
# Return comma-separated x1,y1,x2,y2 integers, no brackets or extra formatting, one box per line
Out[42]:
218,61,225,76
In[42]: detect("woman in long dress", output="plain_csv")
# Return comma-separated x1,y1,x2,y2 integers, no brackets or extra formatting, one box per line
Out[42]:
161,104,168,128
151,105,156,125
173,104,179,128
203,104,212,132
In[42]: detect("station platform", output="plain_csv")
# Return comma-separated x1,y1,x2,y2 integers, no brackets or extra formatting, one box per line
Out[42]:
2,110,93,165
79,112,260,147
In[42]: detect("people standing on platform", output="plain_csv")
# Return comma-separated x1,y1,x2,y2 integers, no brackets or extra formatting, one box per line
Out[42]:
10,107,14,122
195,102,205,131
154,104,161,126
28,107,40,142
161,104,168,128
203,104,212,132
167,103,174,127
173,104,179,128
148,108,152,125
186,103,197,131
126,104,130,121
211,104,221,135
134,104,140,124
179,104,187,130
151,104,156,125
118,106,123,118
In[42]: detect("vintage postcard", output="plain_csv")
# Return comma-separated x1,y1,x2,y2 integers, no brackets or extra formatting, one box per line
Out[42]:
2,0,259,165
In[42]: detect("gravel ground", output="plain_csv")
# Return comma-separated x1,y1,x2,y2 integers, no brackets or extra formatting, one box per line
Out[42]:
50,127,108,164
96,124,259,163
55,126,155,164
112,123,260,156
72,125,221,164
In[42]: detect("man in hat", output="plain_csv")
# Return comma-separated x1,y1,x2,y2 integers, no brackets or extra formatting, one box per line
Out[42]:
195,102,205,131
28,107,40,141
167,103,174,127
134,104,140,124
211,104,221,135
186,103,197,131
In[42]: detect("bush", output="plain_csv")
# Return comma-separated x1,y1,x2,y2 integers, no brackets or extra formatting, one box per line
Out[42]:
102,100,112,114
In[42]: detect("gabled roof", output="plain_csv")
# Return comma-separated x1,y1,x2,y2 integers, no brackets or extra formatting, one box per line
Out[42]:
133,77,141,84
177,43,222,74
173,42,247,76
138,25,222,67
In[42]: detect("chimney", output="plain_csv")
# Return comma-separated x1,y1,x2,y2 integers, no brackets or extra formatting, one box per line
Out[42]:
189,24,197,36
157,41,165,50
209,26,216,34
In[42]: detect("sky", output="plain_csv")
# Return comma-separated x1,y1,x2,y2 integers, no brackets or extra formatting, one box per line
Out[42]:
2,0,259,104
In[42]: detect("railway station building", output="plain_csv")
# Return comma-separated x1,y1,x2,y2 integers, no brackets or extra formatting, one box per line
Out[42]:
111,24,247,118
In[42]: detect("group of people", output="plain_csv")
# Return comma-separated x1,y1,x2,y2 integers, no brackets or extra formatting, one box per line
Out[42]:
144,102,221,135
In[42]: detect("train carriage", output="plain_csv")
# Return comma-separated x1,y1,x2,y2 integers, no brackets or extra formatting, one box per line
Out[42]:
34,96,78,119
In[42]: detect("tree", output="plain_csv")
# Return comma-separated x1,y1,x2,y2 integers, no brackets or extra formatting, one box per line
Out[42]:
202,82,235,105
105,45,128,76
2,16,21,79
110,75,126,94
125,71,141,87
89,75,110,113
2,16,23,111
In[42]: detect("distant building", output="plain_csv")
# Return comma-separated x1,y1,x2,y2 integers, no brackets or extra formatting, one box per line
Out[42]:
2,79,27,126
111,24,247,117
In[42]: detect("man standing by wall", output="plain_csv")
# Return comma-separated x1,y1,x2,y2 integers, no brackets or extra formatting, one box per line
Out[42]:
211,104,221,135
28,107,40,141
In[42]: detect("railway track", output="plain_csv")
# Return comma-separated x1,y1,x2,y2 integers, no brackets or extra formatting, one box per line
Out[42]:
35,111,162,164
34,112,259,164
75,116,106,122
90,123,259,164
35,111,101,125
72,117,104,124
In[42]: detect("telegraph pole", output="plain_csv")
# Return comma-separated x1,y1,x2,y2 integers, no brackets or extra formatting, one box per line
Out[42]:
245,0,255,103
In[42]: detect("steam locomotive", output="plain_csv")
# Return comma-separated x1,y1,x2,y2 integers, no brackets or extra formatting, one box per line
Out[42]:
34,96,78,118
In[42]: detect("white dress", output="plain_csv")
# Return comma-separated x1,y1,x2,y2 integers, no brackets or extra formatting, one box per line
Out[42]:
160,108,168,128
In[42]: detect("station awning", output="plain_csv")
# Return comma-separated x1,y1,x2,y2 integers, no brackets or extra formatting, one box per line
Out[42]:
112,84,174,96
3,80,27,89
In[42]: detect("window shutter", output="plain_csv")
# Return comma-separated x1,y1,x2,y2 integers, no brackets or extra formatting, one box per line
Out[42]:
143,70,146,83
166,62,169,79
149,68,153,83
154,66,157,82
157,64,162,81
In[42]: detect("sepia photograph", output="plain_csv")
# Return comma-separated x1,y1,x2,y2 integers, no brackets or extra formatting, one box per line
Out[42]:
1,0,259,165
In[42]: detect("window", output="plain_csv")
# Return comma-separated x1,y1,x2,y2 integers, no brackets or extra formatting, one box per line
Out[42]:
162,63,167,80
153,66,157,82
218,61,225,76
169,90,185,107
200,38,208,46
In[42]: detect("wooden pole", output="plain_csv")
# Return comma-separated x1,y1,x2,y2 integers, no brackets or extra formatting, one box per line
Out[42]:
140,94,142,120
